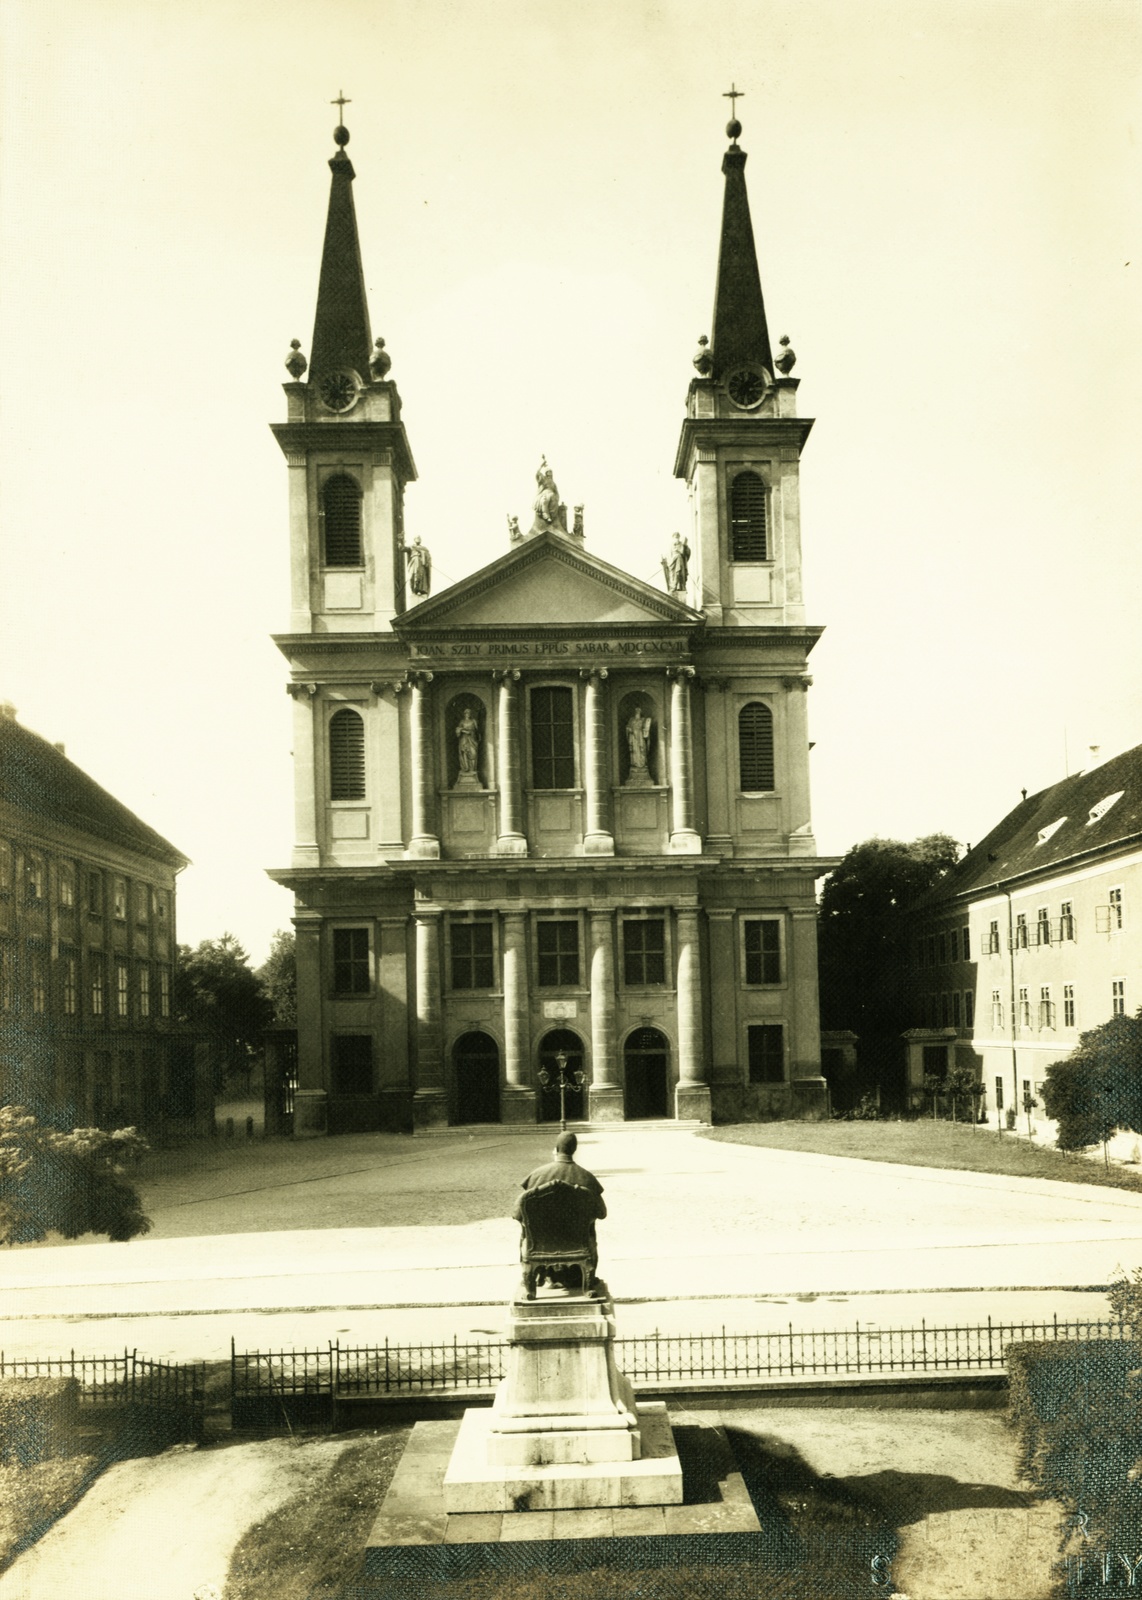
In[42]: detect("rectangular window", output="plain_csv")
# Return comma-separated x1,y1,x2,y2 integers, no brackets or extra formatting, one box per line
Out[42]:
537,919,579,987
1113,979,1126,1017
1063,985,1075,1027
59,864,75,908
116,960,129,1018
1110,887,1124,930
29,947,46,1014
332,928,371,994
623,918,666,986
987,919,1000,955
1039,985,1054,1029
530,686,575,789
743,919,781,985
952,991,962,1026
450,918,495,990
138,963,150,1019
113,878,127,921
747,1023,785,1084
88,870,103,916
91,955,105,1017
995,1075,1004,1112
937,932,947,965
1060,901,1074,941
25,853,45,902
964,990,975,1027
1015,913,1028,949
62,949,77,1016
159,967,171,1019
1036,907,1051,945
1019,986,1031,1028
961,925,971,962
991,989,1003,1029
331,1034,373,1095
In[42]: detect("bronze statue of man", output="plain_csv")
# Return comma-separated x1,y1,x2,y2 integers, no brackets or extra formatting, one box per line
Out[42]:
512,1131,606,1294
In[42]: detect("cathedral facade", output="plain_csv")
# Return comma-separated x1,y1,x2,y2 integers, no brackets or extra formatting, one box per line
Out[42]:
269,114,836,1135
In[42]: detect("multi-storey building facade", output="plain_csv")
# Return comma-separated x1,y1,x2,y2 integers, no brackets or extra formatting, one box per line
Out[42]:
909,744,1142,1126
269,113,836,1136
0,702,208,1132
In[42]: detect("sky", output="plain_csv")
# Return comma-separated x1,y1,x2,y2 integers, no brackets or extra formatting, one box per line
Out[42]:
1,0,1139,965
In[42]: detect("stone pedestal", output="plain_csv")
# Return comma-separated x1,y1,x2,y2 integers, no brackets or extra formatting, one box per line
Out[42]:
588,1086,626,1122
444,1293,682,1513
674,1081,711,1123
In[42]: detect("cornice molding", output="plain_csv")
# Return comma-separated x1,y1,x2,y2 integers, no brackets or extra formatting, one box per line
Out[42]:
269,420,417,484
673,415,815,480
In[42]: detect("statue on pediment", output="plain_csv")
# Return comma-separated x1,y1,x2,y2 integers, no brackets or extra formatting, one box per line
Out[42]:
662,532,690,596
402,535,431,597
528,457,569,537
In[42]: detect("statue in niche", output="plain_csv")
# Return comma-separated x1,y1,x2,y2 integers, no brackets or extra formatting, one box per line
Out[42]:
625,708,654,788
662,532,690,595
402,535,431,597
527,456,568,537
453,705,482,789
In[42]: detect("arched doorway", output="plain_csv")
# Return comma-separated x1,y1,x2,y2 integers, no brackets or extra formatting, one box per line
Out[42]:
453,1031,501,1124
624,1028,670,1120
537,1029,586,1124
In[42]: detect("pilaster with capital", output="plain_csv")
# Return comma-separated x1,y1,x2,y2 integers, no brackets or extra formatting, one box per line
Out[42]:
501,911,534,1120
781,675,816,853
667,666,702,854
286,683,320,868
406,672,440,858
494,670,527,856
588,910,622,1121
674,907,711,1122
581,668,614,855
692,447,722,623
701,678,733,855
413,911,447,1127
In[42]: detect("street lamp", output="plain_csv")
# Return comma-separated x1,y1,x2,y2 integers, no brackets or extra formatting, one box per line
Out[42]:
537,1048,586,1131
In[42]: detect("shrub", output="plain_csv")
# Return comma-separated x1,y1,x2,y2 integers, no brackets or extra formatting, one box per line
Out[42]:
0,1377,79,1466
0,1106,150,1245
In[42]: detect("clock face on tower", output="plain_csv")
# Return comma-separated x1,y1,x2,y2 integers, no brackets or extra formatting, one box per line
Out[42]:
318,371,359,413
725,366,769,410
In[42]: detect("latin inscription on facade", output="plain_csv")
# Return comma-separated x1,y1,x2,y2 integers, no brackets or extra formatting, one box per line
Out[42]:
408,638,688,661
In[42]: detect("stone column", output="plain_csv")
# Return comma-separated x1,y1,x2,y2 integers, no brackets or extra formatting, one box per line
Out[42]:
581,668,614,855
667,666,702,854
292,917,327,1137
788,904,828,1120
494,670,527,856
501,911,534,1122
588,910,622,1121
287,684,320,868
674,907,711,1122
406,672,440,858
413,911,447,1127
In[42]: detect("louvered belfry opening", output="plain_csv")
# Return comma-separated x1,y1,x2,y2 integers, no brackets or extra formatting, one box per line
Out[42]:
322,474,363,566
329,708,366,800
730,470,767,561
738,701,775,791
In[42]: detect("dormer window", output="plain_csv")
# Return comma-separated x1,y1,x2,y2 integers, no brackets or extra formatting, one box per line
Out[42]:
321,474,363,567
729,471,767,561
1087,791,1124,826
1036,817,1066,845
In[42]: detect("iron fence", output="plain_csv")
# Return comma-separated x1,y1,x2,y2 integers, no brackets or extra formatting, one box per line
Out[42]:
0,1348,206,1442
229,1316,1132,1424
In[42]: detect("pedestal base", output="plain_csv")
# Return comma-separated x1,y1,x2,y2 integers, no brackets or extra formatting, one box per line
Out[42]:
588,1086,625,1122
443,1402,682,1512
405,835,441,860
583,831,615,855
668,829,703,854
674,1081,711,1122
495,834,528,856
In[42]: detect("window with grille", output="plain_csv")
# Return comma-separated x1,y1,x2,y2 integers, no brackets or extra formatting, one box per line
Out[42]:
530,687,575,789
623,918,666,986
738,702,775,791
91,955,105,1016
730,471,768,561
332,928,371,994
332,1034,373,1095
329,709,366,800
1113,979,1126,1016
138,963,150,1019
322,474,363,567
451,917,495,990
1039,986,1055,1029
962,925,971,961
1060,901,1074,941
987,920,1000,954
748,1023,784,1084
537,919,579,987
1019,987,1031,1028
744,919,781,985
116,961,129,1018
1036,907,1050,945
1063,985,1075,1027
62,950,77,1015
1015,914,1028,949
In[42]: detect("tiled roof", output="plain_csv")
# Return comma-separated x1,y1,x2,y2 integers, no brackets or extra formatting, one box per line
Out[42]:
0,715,187,867
923,742,1142,905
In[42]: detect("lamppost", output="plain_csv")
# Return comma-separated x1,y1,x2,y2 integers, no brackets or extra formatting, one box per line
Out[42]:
538,1048,586,1131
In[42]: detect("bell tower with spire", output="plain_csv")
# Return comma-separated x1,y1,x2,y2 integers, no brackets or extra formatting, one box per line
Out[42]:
674,101,812,629
272,111,416,633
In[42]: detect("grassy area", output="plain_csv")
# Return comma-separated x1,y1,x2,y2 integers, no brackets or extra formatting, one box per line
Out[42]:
0,1455,98,1571
702,1118,1142,1193
222,1428,408,1600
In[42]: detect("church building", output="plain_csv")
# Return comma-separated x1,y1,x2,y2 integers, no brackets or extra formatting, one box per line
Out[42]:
268,108,836,1135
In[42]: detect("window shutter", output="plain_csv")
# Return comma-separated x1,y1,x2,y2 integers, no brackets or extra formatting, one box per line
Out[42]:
730,472,767,561
329,709,366,800
738,702,775,791
322,475,363,567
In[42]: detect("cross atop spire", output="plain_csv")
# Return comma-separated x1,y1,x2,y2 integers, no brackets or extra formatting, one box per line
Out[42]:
722,83,744,118
331,90,351,119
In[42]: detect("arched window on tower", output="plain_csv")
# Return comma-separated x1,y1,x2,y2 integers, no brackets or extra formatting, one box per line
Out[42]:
730,471,767,561
329,708,366,800
322,474,363,567
738,701,775,792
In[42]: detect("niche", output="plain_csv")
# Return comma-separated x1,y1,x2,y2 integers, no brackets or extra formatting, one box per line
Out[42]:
446,693,487,790
617,691,661,787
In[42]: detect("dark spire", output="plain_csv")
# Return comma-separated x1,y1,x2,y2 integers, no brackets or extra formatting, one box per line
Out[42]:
709,112,773,381
309,116,373,382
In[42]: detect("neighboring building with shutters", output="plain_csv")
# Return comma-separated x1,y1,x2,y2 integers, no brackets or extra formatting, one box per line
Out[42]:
907,743,1142,1130
268,112,836,1135
0,702,211,1133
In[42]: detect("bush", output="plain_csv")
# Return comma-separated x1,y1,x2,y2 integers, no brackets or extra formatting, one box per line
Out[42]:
0,1106,150,1245
0,1377,79,1466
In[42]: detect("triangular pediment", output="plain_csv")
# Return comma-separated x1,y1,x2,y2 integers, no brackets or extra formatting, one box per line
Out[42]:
397,533,702,630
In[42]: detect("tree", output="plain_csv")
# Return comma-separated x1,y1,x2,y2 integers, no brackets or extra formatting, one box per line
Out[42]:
1043,1010,1142,1163
174,934,272,1089
258,930,297,1026
0,1106,150,1245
